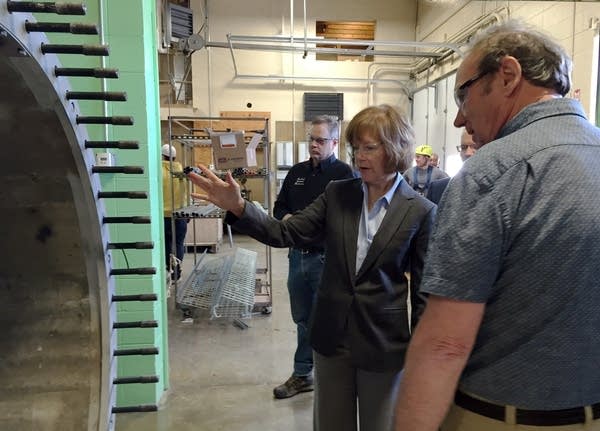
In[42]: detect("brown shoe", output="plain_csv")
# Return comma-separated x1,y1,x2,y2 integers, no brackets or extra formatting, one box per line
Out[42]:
273,375,314,399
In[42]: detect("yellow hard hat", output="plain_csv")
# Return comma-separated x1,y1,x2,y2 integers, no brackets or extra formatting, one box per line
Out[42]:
415,145,433,157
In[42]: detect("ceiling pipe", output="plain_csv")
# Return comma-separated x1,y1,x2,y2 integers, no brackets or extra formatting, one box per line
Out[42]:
226,32,240,76
227,34,463,51
290,0,294,44
412,8,506,78
216,37,445,58
288,0,295,150
302,0,307,58
234,74,406,86
200,8,509,86
368,61,412,80
367,62,413,105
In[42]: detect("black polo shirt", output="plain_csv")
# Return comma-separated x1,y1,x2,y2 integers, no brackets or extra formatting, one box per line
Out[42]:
273,154,354,220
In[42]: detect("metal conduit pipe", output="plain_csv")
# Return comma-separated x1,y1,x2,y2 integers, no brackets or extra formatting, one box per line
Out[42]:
289,0,296,173
411,8,507,77
200,8,506,86
209,30,462,83
290,0,293,45
367,63,413,105
367,63,408,105
302,0,307,58
217,37,444,58
234,73,406,86
227,34,463,51
221,34,422,85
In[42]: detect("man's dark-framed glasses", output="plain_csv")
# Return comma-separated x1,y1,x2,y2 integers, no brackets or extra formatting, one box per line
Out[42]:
454,71,489,108
308,136,333,145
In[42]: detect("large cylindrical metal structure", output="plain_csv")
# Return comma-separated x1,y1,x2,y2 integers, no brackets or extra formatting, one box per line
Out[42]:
0,2,130,429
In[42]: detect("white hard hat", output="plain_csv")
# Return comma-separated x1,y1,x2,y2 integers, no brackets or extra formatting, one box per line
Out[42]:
161,144,176,159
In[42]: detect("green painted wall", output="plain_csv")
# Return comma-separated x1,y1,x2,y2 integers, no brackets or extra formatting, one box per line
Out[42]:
102,0,168,407
36,0,169,407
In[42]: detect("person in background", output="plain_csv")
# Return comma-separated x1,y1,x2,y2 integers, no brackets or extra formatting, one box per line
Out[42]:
395,20,600,431
403,145,448,196
161,144,192,323
428,152,440,168
188,104,435,431
426,130,476,204
272,115,354,399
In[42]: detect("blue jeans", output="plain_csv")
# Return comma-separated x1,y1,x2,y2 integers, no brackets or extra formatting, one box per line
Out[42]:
288,248,324,377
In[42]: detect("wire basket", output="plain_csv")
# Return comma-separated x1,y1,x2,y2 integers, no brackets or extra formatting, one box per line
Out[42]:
177,247,257,319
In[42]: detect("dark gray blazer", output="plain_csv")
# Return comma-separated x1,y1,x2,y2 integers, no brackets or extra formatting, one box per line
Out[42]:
226,177,436,372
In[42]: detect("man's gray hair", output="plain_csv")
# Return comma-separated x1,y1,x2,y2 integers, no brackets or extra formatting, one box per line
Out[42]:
469,20,572,96
311,115,339,140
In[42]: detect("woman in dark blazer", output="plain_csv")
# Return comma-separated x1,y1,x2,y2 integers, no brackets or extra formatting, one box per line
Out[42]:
188,104,436,431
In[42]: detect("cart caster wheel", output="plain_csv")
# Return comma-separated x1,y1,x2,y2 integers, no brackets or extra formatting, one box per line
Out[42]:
261,306,272,315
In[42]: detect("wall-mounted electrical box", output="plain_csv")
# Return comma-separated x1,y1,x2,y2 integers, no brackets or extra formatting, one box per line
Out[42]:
95,152,115,167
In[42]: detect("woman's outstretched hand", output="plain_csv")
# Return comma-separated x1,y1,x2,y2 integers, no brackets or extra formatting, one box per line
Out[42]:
187,164,246,218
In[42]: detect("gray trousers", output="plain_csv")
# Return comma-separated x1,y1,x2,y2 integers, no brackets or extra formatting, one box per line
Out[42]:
313,349,402,431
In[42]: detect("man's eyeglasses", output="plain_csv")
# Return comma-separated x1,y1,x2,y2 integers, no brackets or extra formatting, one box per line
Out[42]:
454,70,489,109
308,136,334,145
351,143,381,156
456,144,476,152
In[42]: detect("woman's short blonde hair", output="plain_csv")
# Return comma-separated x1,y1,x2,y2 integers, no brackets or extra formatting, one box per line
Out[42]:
345,104,415,173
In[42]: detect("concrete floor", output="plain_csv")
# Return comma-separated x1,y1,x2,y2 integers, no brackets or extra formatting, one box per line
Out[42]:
116,234,312,431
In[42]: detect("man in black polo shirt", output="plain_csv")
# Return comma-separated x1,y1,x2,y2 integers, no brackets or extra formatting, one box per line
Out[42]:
272,115,354,399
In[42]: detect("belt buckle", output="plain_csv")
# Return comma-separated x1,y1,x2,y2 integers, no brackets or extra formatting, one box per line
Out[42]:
300,248,311,255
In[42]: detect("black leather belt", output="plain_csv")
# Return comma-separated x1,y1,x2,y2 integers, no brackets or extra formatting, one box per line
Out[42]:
292,246,324,254
455,391,600,426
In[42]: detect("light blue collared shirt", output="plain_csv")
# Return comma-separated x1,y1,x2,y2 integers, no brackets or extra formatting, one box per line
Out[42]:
355,173,402,273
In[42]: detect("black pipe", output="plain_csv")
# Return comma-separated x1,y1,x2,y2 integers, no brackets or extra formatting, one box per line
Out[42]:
112,405,158,414
102,216,151,224
112,294,157,302
113,320,158,329
85,140,139,149
114,347,159,356
41,43,109,56
92,166,144,174
67,91,126,101
113,376,159,384
7,1,86,15
107,242,154,250
54,67,118,78
25,22,97,34
110,267,156,276
98,191,147,199
77,116,133,125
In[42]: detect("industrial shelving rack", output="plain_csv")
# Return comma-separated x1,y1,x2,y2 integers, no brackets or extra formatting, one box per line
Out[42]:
167,115,273,316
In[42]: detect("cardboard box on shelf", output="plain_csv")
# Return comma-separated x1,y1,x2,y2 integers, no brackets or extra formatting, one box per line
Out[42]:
211,131,262,170
184,218,223,250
